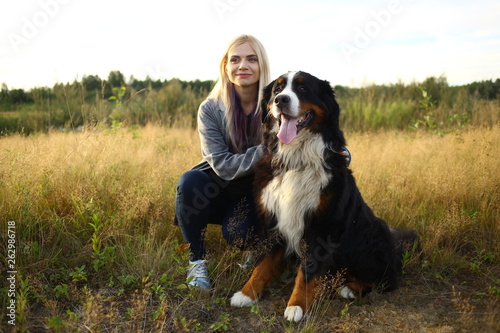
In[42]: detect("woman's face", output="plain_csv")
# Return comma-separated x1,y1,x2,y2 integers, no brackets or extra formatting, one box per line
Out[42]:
225,42,260,89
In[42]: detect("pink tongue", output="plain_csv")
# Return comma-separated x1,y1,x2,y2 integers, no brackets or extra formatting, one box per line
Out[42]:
277,116,299,144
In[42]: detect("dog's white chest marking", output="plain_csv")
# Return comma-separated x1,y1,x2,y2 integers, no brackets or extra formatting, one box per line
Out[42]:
261,132,331,256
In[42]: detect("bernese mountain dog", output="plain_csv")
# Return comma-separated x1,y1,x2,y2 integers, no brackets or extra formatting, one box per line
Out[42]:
230,71,418,322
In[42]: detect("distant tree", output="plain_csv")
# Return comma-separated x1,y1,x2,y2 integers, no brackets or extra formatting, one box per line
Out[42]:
189,79,214,94
107,71,125,88
466,79,500,100
420,76,448,105
82,75,102,92
0,84,9,109
129,76,145,92
10,89,33,104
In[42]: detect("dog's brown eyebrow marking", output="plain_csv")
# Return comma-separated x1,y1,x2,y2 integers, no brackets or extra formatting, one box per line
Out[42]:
277,77,284,84
295,76,305,83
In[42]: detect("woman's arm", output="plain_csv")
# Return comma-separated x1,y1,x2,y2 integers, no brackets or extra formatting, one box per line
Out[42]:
197,99,264,181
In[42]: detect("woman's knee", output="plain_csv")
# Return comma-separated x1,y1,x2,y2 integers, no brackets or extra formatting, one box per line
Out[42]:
179,169,222,194
177,170,209,193
177,170,222,206
176,170,223,226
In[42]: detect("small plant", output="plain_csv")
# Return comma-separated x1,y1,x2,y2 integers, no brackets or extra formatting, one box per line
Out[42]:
489,281,500,297
447,112,469,128
125,307,135,320
209,313,231,332
151,282,165,295
88,214,116,272
89,214,102,262
92,246,116,272
410,86,470,134
159,273,175,288
401,240,420,275
409,87,439,132
53,284,69,298
250,303,260,314
174,316,202,331
69,265,87,282
214,297,226,306
469,243,497,273
340,303,350,318
16,278,30,331
66,309,80,322
108,86,126,106
464,208,478,219
109,86,127,125
46,316,65,332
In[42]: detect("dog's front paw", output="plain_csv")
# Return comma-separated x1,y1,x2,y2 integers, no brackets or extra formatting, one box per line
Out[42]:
284,305,304,322
230,291,256,307
340,286,356,299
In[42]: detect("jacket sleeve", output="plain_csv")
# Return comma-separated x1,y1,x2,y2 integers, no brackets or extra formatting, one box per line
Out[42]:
197,99,264,181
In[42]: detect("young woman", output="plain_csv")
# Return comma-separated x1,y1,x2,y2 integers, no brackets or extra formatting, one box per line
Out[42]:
174,34,271,289
175,34,351,289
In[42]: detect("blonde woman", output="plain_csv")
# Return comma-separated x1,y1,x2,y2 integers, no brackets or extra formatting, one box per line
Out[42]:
174,35,271,289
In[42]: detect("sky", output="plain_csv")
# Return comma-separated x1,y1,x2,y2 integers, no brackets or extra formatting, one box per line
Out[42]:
1,0,499,90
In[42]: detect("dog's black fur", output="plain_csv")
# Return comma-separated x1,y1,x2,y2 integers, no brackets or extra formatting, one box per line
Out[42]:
231,71,418,321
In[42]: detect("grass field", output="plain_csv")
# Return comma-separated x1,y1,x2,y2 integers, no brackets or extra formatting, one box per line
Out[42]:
1,124,499,332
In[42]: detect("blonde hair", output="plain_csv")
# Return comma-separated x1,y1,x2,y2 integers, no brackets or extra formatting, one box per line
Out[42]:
208,34,271,153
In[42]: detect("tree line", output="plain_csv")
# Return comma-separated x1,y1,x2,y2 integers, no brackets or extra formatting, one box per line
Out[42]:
0,71,499,135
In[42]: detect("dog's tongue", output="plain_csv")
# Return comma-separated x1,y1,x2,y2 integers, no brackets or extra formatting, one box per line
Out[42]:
277,115,298,144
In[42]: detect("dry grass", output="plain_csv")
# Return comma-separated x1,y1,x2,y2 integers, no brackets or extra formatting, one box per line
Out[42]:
0,124,498,332
349,127,499,266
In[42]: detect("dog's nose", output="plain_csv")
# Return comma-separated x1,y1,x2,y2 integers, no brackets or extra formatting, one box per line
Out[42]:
274,94,290,109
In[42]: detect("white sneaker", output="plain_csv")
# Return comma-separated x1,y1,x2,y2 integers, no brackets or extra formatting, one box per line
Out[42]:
187,259,210,289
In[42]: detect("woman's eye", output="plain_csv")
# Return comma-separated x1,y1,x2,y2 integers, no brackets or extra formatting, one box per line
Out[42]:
230,58,240,63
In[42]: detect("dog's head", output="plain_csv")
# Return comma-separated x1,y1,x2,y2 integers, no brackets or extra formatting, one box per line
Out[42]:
261,71,345,150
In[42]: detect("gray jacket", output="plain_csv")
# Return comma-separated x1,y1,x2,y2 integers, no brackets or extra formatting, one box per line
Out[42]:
192,98,264,181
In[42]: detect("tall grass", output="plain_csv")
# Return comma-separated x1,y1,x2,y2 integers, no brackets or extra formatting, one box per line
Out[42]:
1,124,498,331
1,76,499,135
349,128,499,267
336,82,499,132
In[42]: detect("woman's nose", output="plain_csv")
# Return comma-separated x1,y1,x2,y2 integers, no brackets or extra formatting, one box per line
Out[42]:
239,60,248,69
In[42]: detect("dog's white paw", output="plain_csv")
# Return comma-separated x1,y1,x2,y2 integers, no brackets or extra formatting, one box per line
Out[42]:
340,286,356,299
284,305,304,322
230,291,256,307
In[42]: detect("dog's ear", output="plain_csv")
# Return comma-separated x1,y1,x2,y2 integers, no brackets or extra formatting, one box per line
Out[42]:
260,79,275,123
320,79,346,148
319,79,339,117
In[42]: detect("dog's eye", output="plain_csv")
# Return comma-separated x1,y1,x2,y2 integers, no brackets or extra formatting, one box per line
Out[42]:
297,85,307,92
274,86,283,94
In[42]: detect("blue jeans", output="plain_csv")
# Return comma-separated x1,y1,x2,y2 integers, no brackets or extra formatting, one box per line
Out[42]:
175,170,259,261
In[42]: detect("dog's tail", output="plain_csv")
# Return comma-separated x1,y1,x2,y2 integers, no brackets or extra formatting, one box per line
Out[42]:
391,228,420,271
